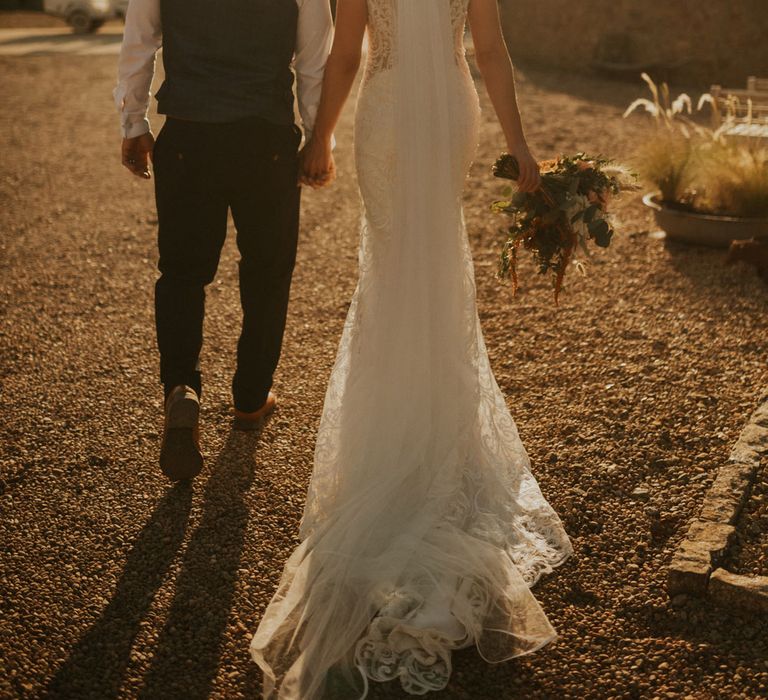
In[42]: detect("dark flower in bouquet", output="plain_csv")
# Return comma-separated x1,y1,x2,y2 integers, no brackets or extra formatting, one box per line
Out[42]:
492,153,637,302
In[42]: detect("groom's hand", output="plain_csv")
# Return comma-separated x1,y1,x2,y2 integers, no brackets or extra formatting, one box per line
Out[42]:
121,133,155,179
299,138,336,189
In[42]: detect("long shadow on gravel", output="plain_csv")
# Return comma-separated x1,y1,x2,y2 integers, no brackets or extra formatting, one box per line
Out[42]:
138,428,260,700
46,482,193,699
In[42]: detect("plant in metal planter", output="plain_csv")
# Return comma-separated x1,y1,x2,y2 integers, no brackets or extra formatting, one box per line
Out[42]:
625,74,768,246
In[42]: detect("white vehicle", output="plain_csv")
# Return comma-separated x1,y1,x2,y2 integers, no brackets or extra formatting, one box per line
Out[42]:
42,0,113,34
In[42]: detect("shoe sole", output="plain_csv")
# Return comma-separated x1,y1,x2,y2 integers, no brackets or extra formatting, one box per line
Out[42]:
233,404,275,432
160,396,203,481
233,413,270,432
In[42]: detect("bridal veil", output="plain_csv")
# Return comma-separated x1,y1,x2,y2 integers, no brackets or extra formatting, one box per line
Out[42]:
250,1,573,697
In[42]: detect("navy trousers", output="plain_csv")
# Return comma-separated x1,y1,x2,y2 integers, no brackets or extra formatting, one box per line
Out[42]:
152,116,302,412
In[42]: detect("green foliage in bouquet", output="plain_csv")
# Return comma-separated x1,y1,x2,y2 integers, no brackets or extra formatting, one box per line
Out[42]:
492,153,636,302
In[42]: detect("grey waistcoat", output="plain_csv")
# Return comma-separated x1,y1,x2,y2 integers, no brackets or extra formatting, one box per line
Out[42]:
156,0,298,124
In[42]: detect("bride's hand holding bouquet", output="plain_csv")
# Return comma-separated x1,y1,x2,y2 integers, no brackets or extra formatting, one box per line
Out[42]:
505,140,541,193
492,151,637,302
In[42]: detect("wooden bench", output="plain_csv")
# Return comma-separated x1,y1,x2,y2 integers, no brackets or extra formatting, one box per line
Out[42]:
709,76,768,142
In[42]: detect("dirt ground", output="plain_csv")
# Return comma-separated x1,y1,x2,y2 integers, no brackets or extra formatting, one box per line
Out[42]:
1,36,767,700
0,11,64,28
0,10,124,28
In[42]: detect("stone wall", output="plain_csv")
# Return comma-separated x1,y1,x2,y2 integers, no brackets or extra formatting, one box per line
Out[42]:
499,0,768,87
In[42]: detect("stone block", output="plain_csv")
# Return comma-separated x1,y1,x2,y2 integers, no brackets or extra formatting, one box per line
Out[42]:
668,545,712,597
751,400,768,428
683,520,736,567
698,461,757,525
709,568,768,614
734,421,768,456
667,395,768,601
730,398,768,466
729,444,762,468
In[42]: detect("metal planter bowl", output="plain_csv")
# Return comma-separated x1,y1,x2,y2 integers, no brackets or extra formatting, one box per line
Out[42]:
643,193,768,248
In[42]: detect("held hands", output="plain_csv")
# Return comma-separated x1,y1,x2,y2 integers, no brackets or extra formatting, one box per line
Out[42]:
508,142,541,193
299,137,336,189
121,133,155,179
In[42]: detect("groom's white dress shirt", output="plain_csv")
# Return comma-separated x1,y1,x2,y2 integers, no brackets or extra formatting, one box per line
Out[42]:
114,0,334,139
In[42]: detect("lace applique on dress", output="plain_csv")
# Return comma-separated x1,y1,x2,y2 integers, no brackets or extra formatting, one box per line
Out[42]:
364,0,470,81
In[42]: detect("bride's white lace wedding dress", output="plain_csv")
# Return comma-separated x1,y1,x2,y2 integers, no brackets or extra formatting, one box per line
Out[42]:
251,1,573,697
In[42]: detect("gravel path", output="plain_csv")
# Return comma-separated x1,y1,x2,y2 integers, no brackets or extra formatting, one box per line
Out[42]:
1,51,767,700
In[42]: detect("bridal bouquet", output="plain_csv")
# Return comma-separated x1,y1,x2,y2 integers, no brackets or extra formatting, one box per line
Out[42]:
491,153,637,302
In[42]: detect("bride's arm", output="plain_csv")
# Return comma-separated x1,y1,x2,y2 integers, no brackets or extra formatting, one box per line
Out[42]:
300,0,368,188
467,0,540,192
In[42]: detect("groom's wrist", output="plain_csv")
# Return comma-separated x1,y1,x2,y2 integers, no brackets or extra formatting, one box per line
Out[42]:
303,133,336,152
121,116,151,140
310,125,334,146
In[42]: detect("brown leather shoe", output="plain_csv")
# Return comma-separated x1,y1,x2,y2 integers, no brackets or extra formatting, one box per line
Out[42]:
160,385,204,481
233,391,276,431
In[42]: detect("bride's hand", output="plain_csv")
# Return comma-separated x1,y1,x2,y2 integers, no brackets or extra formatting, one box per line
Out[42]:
508,142,541,193
299,137,336,189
